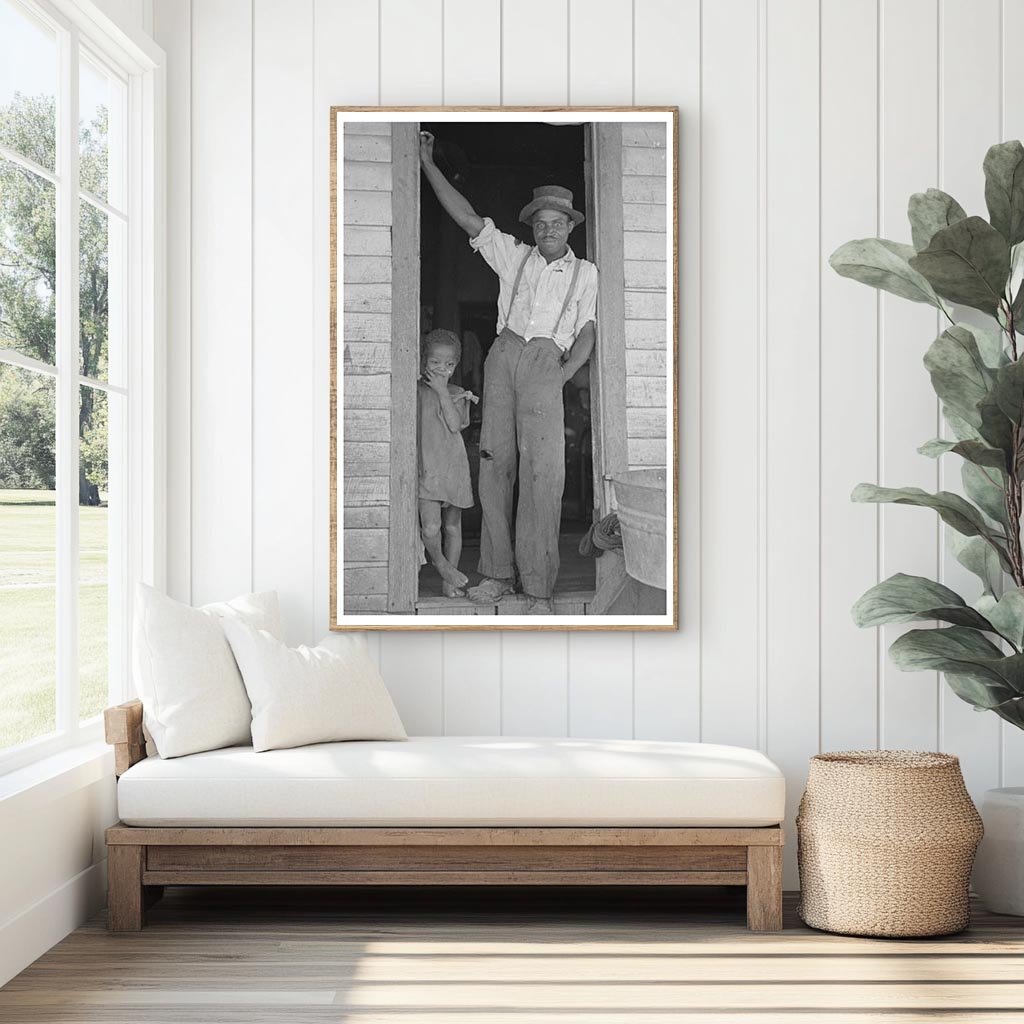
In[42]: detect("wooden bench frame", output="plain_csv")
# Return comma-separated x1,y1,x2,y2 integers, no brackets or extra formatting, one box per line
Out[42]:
104,700,784,932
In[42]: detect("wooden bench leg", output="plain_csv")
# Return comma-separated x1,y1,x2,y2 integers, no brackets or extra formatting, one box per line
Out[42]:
746,845,783,931
107,845,145,931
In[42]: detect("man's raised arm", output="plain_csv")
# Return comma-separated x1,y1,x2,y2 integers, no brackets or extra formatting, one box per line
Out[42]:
419,131,485,238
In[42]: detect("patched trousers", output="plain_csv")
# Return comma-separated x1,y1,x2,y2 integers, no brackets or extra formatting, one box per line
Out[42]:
478,328,565,599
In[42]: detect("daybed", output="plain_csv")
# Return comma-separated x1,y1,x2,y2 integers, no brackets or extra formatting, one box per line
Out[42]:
104,699,786,932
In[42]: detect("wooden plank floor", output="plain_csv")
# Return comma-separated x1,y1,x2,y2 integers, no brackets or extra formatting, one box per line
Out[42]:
3,885,1024,1022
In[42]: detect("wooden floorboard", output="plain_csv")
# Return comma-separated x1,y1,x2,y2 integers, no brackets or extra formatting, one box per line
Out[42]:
3,887,1024,1021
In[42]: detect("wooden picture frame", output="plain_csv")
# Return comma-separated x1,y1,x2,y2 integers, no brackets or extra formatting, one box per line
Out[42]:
330,107,679,630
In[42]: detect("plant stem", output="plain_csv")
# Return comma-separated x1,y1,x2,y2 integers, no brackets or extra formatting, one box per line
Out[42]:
1006,307,1024,587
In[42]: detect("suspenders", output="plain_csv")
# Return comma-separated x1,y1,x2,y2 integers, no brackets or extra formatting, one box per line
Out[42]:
505,248,532,324
505,246,584,339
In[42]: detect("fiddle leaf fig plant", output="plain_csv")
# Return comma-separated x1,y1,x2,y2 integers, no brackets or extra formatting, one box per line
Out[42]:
832,140,1024,731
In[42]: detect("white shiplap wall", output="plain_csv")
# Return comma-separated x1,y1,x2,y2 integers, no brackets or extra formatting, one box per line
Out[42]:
154,0,1024,885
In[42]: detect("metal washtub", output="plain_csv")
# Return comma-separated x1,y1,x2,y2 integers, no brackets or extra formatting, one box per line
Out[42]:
610,469,667,589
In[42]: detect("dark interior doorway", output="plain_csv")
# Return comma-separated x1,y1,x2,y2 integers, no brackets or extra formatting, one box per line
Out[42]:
417,121,596,600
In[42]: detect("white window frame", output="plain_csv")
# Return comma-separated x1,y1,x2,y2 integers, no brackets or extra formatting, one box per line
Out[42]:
0,0,164,776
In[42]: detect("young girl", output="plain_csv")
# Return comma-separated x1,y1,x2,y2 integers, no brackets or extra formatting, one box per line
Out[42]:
418,329,477,598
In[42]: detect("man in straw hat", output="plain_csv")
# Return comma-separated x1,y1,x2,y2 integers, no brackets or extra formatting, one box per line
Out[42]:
420,130,599,614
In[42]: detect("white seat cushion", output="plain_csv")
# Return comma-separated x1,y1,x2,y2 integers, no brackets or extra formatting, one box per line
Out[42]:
117,736,785,827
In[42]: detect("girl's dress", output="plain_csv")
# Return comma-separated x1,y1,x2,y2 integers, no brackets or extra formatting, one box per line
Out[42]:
417,380,473,508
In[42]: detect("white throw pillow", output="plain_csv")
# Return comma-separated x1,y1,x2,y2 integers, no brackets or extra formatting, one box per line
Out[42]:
222,621,407,752
133,584,283,758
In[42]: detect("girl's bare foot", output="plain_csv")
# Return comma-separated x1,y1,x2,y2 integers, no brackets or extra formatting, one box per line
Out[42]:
442,581,467,599
438,562,469,589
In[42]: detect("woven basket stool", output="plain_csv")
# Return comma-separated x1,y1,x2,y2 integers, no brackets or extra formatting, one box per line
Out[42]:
797,751,983,937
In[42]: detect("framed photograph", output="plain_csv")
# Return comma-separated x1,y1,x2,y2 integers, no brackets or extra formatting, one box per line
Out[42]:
330,107,678,630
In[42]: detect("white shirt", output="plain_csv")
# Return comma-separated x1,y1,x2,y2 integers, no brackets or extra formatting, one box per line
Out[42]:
469,217,599,351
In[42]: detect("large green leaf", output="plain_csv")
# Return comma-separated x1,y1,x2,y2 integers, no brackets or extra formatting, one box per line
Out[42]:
918,437,1007,470
944,671,1024,715
977,589,1024,649
852,573,994,630
961,462,1009,528
984,140,1024,246
942,406,983,442
977,391,1016,458
889,626,1024,700
830,238,943,307
851,483,1009,553
909,217,1010,314
951,532,1004,596
908,188,968,251
982,686,1024,728
966,321,1011,368
993,357,1024,423
1007,241,1024,325
1011,278,1024,326
923,326,996,428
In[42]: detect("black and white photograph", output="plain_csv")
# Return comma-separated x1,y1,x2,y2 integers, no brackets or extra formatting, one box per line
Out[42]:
331,108,678,629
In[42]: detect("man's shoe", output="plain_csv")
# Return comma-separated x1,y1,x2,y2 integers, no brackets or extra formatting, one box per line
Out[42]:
525,596,553,615
467,577,515,604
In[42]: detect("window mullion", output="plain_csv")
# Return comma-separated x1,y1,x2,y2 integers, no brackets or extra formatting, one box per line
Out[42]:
55,23,81,735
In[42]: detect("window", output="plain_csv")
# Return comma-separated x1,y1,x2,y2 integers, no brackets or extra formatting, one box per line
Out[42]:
0,0,160,772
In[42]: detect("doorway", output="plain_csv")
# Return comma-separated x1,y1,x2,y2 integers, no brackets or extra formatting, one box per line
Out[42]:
416,121,596,603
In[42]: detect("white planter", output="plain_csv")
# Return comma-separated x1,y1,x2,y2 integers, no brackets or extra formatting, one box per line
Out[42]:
973,787,1024,916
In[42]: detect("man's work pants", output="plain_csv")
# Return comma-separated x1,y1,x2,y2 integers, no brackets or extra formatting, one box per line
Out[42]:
478,328,565,599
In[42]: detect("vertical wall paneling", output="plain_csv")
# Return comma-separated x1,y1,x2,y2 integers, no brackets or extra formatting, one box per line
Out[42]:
568,0,632,104
1001,0,1024,786
189,0,253,605
877,0,941,751
502,633,570,736
764,0,821,882
938,0,1002,795
698,0,760,749
442,0,501,106
443,637,502,734
439,1,504,734
380,0,443,105
819,0,879,752
567,0,636,728
169,0,1021,893
253,0,316,645
380,632,446,734
376,0,446,722
501,0,568,104
496,0,571,735
631,0,700,742
153,0,190,604
313,0,380,643
568,633,635,738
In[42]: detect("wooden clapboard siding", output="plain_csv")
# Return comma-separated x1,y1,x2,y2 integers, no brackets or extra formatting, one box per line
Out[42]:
341,122,395,611
343,374,391,408
344,505,389,529
622,121,669,474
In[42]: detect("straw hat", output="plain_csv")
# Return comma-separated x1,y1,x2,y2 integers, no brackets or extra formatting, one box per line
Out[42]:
518,185,585,226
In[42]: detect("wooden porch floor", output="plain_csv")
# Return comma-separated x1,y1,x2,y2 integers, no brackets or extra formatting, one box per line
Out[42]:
417,530,597,615
3,886,1024,1021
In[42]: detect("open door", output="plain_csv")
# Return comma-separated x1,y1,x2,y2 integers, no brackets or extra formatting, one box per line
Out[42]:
413,121,598,610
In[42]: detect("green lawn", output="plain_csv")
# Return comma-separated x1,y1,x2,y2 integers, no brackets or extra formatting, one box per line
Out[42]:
0,489,109,751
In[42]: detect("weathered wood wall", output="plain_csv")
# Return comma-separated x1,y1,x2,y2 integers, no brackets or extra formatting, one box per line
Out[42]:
342,122,393,613
622,122,669,471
